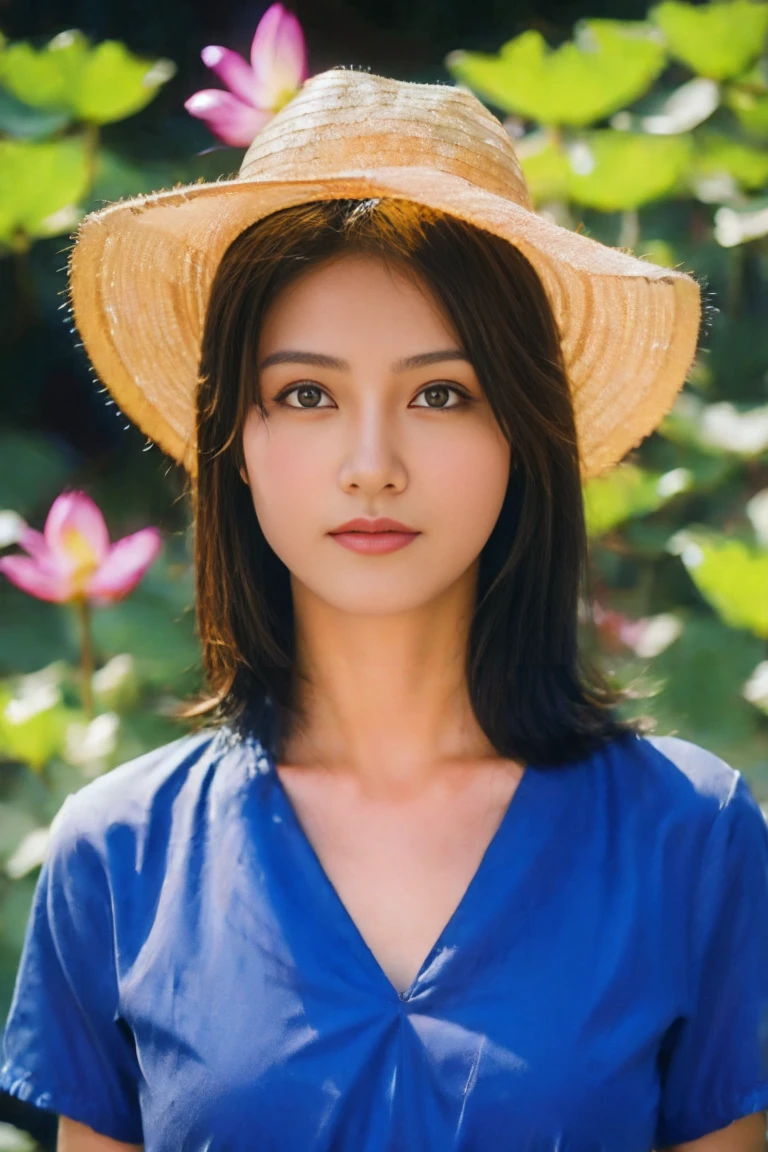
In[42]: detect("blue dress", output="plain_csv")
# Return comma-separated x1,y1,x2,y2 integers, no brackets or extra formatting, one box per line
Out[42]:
2,700,768,1150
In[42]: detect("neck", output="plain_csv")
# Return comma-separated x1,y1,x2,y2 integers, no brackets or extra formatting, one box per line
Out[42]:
281,564,497,789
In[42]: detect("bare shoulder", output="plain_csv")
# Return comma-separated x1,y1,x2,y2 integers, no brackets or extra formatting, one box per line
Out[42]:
58,1114,143,1150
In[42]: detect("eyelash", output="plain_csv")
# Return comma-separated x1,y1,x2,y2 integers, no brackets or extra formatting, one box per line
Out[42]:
272,382,472,410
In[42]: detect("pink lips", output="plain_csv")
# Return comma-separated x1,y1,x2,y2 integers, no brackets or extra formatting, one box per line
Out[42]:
328,517,420,555
330,532,419,554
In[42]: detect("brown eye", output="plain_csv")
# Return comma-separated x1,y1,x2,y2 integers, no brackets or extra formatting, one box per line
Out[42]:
276,384,332,409
411,384,466,409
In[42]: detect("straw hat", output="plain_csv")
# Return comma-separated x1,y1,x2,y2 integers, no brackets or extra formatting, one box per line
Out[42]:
67,66,701,480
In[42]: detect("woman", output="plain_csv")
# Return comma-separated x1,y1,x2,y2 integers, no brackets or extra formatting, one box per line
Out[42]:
1,69,767,1152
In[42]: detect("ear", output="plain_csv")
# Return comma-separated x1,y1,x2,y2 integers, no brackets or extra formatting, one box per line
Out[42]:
239,465,249,486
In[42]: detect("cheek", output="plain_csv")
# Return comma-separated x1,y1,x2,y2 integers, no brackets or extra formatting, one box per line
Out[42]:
425,422,511,544
246,437,317,532
241,414,327,552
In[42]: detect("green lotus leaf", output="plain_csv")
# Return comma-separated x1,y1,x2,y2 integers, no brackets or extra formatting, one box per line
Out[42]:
725,66,768,138
0,29,89,108
567,130,693,210
0,695,71,773
584,462,692,537
669,531,768,638
694,131,768,190
445,20,666,127
71,40,176,125
0,29,175,125
0,137,89,246
650,0,768,81
726,89,768,138
514,132,570,203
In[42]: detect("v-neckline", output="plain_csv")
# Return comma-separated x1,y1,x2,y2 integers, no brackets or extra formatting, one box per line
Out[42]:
262,736,543,1005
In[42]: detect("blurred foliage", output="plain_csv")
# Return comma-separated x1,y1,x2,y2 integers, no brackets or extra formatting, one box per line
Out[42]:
0,29,176,125
446,20,668,126
0,10,767,1145
448,0,768,801
669,530,768,636
650,0,768,80
0,137,88,246
0,14,216,1050
584,463,694,536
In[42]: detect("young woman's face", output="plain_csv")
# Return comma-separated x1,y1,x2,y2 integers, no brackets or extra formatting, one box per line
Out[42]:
241,252,511,615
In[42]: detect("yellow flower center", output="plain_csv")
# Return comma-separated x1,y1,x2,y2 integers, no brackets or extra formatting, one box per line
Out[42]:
61,528,100,594
273,85,299,112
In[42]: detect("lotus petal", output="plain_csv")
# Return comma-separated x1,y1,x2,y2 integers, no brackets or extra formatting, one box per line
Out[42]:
0,555,73,603
87,527,162,603
44,490,110,570
18,525,58,567
184,88,272,146
250,3,308,108
201,45,262,108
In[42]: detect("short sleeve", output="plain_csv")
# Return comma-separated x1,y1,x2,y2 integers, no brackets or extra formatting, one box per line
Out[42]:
654,774,768,1148
0,791,143,1144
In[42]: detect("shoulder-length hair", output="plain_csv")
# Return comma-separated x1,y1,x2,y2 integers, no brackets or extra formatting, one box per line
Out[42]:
174,196,650,766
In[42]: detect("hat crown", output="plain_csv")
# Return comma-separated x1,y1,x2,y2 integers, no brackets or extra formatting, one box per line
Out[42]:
238,68,533,210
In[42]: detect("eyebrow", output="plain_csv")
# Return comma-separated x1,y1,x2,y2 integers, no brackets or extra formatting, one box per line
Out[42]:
258,349,471,373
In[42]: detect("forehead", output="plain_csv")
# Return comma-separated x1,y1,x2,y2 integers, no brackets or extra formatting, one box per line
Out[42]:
258,253,456,349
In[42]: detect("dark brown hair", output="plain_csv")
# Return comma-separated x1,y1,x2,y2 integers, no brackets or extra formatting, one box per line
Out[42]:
175,197,650,766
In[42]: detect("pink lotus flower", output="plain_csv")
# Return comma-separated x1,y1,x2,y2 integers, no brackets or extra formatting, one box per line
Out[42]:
0,490,161,605
184,3,308,147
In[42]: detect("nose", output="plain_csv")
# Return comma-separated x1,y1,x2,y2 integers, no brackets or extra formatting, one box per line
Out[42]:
338,401,408,496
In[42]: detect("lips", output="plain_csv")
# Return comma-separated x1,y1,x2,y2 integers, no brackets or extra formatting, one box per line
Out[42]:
329,517,418,535
329,528,420,555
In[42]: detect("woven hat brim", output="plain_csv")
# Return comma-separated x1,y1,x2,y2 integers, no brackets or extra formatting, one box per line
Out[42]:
68,165,701,480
